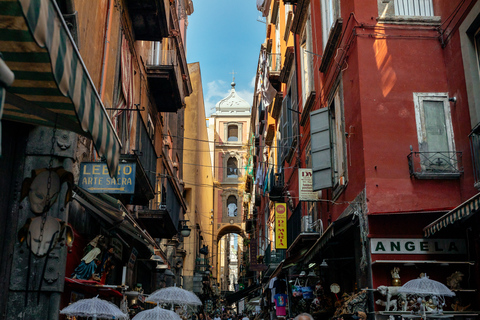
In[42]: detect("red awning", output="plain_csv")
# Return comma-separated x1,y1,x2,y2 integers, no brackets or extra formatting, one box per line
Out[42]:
64,277,123,298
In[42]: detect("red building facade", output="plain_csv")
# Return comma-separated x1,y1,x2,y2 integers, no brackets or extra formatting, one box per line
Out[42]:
251,0,480,318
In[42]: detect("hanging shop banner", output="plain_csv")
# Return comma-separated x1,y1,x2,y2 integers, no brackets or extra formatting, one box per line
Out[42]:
79,162,136,194
275,203,287,249
371,238,466,254
299,168,318,201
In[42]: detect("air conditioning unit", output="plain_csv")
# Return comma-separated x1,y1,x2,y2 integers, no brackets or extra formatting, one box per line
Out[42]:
301,216,313,233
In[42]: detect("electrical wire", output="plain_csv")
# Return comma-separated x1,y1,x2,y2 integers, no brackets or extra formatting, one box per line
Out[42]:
174,133,303,148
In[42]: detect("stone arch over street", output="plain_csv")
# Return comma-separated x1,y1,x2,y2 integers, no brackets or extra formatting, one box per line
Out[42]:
216,224,245,242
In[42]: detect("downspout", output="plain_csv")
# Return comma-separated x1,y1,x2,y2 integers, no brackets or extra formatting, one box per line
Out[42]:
99,0,114,100
64,0,75,14
96,0,114,162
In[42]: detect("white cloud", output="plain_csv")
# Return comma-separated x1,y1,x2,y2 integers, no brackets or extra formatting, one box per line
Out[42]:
205,80,229,116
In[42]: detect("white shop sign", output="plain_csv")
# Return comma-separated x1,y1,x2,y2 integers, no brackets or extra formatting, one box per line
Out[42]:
299,168,318,201
371,238,466,254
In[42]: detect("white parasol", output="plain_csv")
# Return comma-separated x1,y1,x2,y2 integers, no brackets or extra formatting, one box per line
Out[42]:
398,274,455,316
398,274,455,297
146,286,202,306
132,306,182,320
60,295,128,320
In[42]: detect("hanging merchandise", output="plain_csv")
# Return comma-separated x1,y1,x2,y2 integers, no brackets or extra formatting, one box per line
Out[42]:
302,277,314,300
274,293,288,317
20,167,74,215
292,278,303,297
17,166,75,258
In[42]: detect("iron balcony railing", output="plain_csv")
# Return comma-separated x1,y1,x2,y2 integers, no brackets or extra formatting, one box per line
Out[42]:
408,151,463,179
470,132,480,189
154,175,181,231
268,53,281,73
148,47,186,104
287,205,301,246
264,243,286,266
135,115,157,191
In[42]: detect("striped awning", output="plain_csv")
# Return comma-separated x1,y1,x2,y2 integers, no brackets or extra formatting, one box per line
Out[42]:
424,193,480,237
0,0,120,174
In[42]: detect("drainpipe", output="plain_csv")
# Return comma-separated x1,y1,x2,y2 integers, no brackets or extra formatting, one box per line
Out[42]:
99,0,114,100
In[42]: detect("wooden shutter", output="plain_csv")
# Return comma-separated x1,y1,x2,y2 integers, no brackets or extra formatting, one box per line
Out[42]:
310,108,332,191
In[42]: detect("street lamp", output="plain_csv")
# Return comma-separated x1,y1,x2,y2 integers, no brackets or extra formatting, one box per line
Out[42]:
179,220,191,237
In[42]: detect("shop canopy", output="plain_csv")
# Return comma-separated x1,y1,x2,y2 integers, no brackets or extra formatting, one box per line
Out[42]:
225,284,261,305
303,214,357,264
72,186,163,258
424,192,480,237
0,0,120,175
64,278,123,298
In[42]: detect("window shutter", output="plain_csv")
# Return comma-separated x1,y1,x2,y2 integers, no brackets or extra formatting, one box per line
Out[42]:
395,0,433,16
281,97,289,161
291,71,298,146
310,108,332,191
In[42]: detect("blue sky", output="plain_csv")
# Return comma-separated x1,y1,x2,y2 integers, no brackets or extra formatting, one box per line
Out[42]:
186,1,266,116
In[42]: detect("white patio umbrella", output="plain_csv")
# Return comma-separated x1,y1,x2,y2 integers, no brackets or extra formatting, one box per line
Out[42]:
146,286,202,307
132,306,182,320
398,274,455,316
398,274,455,297
60,295,128,320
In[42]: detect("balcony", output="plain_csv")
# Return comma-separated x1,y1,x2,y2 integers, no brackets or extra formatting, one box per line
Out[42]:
137,176,182,238
470,131,480,189
269,172,284,202
126,0,168,41
268,53,282,91
264,244,286,266
280,47,294,83
147,48,190,113
118,115,157,205
287,206,318,255
408,151,463,179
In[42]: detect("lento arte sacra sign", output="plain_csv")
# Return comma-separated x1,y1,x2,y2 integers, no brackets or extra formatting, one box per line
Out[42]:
371,238,466,254
79,162,136,194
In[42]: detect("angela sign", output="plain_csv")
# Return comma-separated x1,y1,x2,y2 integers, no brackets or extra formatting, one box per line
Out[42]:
79,162,136,194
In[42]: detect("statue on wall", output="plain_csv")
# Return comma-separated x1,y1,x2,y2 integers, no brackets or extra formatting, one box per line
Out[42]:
20,167,73,215
446,271,464,290
71,247,101,280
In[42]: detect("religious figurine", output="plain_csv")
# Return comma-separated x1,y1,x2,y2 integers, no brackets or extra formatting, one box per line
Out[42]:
391,267,401,286
71,247,101,280
446,271,464,290
94,246,115,284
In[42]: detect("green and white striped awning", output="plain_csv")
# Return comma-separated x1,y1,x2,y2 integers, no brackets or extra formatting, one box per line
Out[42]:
424,193,480,237
0,0,120,174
